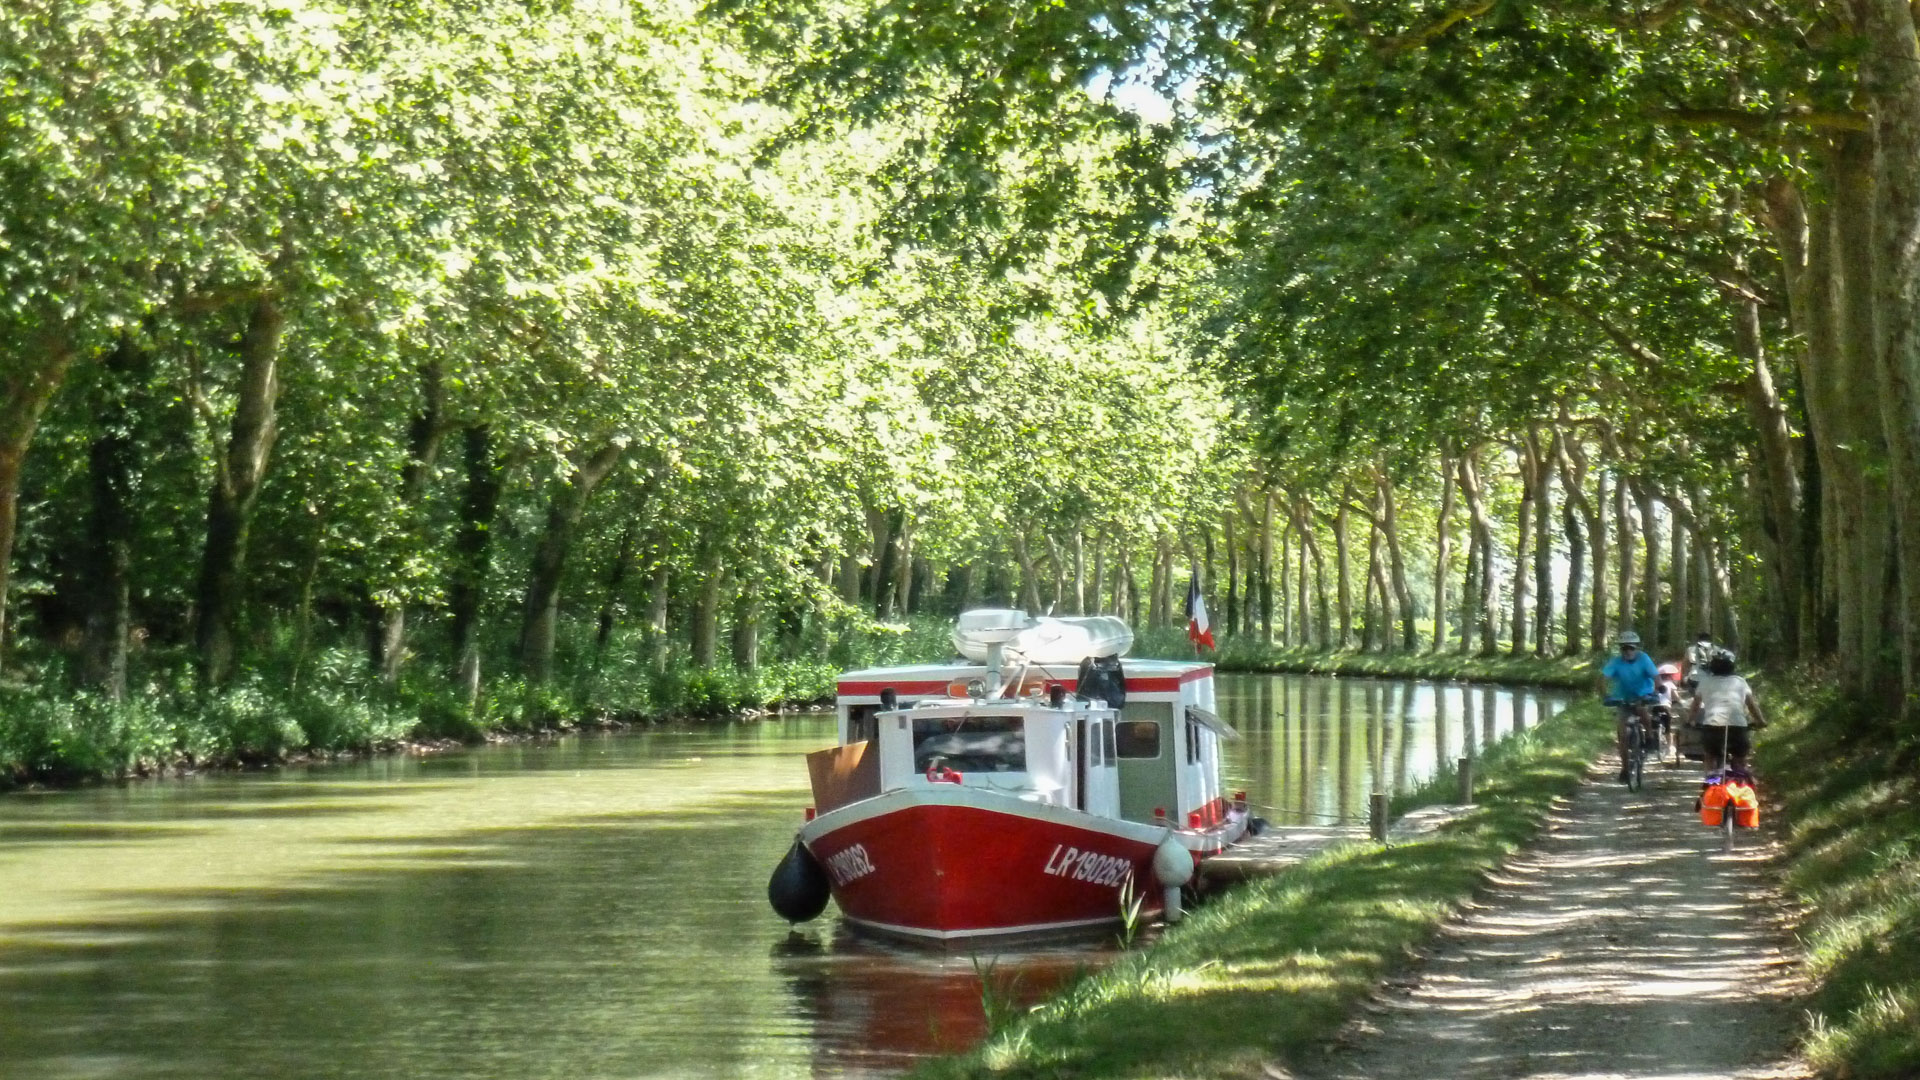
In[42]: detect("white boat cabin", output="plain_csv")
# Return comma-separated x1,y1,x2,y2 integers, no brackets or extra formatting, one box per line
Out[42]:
822,656,1233,827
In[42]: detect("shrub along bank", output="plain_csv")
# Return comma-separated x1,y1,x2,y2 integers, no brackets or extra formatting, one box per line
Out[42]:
0,619,951,789
917,699,1612,1080
1764,684,1920,1080
2,619,1601,790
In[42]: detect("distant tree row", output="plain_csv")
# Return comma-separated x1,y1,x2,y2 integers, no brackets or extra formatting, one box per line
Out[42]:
719,0,1920,736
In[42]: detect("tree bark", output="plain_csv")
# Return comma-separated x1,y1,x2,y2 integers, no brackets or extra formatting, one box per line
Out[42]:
865,505,894,615
1361,517,1384,652
647,560,671,670
1011,532,1043,612
1510,443,1536,657
0,320,76,667
1377,471,1417,651
1432,454,1454,654
518,441,625,682
1558,435,1608,651
690,560,722,668
1090,531,1106,617
730,589,759,671
891,517,916,618
194,297,285,689
76,336,141,698
1457,454,1497,654
1613,471,1635,634
1861,0,1920,719
1634,481,1662,647
1149,534,1167,627
594,523,639,660
1532,429,1556,655
449,425,512,700
1072,530,1086,614
1261,490,1276,642
1830,135,1897,696
1333,499,1354,647
374,362,449,683
1224,507,1239,637
1670,481,1691,647
1046,534,1067,613
1734,283,1806,654
1562,494,1586,655
1301,503,1331,645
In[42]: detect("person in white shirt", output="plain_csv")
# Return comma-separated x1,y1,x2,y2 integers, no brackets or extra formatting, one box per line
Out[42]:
1687,650,1768,773
1683,631,1716,692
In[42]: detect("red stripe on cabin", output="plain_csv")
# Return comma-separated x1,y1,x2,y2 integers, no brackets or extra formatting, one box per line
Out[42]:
836,680,953,696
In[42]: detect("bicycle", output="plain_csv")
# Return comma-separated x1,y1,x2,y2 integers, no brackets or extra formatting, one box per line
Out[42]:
1605,697,1653,791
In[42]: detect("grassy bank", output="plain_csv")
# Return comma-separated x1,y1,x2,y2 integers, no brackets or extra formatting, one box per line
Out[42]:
1133,628,1598,688
1764,685,1920,1079
0,619,951,789
920,701,1612,1080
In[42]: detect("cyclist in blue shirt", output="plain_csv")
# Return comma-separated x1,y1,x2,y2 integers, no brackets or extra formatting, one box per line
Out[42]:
1600,630,1659,783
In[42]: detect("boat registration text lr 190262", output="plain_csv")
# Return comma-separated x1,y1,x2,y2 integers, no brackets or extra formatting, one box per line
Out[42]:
823,844,877,886
1041,845,1132,888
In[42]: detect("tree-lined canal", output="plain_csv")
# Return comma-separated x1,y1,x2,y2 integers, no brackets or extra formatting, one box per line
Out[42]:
0,675,1567,1079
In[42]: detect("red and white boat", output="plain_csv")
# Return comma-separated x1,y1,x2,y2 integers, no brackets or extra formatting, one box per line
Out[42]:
767,609,1250,943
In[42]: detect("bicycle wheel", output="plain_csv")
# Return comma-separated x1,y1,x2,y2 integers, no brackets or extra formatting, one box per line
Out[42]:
1625,725,1643,792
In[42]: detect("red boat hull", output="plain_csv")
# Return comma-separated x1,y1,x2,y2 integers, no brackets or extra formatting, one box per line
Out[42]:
799,788,1243,942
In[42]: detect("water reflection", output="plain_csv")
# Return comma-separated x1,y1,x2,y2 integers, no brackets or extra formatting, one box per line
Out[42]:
1215,675,1570,827
0,675,1565,1079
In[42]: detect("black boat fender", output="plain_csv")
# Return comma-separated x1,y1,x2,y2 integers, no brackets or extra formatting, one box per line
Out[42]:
767,838,831,923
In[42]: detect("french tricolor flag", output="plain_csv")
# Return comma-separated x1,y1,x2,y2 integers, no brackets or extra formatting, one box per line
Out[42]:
1185,574,1215,650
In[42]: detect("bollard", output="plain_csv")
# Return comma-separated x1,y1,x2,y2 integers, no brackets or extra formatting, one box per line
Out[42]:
1457,755,1475,804
1369,790,1389,842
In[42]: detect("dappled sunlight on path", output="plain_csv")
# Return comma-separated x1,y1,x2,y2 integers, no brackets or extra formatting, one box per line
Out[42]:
1303,755,1807,1080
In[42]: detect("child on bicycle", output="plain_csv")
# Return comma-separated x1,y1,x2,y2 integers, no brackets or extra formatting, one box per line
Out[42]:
1600,630,1659,783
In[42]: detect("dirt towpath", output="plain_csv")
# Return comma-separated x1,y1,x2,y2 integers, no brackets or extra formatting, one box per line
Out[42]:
1301,754,1807,1080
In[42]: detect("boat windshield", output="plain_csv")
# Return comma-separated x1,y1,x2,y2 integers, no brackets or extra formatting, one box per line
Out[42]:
912,714,1026,774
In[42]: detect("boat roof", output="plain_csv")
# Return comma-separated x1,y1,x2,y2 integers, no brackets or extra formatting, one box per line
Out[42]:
836,657,1211,697
837,657,1210,681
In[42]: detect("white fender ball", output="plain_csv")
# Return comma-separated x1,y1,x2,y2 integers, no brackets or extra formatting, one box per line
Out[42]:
1152,835,1195,888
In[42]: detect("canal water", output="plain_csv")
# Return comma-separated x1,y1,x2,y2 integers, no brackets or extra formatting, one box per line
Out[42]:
0,675,1566,1079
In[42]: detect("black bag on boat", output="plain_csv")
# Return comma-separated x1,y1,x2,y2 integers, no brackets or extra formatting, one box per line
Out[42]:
1076,654,1126,709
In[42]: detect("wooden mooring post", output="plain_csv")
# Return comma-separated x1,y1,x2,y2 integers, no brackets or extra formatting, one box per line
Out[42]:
1368,791,1389,842
1457,755,1475,804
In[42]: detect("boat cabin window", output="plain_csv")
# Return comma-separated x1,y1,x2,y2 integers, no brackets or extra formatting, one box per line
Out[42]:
847,705,881,745
1186,717,1202,764
1115,719,1161,759
1103,720,1118,762
912,715,1026,773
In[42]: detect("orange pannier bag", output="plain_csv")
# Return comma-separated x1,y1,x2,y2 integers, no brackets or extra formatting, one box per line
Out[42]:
1700,779,1760,828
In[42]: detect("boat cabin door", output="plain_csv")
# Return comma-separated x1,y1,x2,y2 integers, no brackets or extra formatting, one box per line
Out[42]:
1114,701,1178,822
1076,709,1120,818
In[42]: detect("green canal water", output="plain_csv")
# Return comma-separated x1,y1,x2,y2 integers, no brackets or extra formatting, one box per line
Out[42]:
0,675,1566,1079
